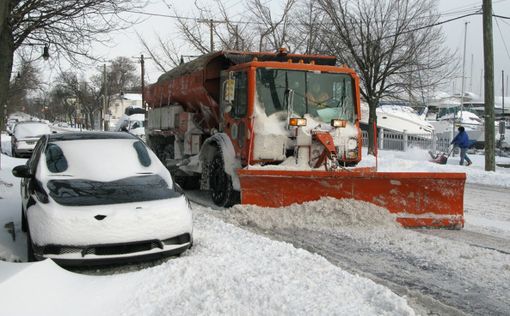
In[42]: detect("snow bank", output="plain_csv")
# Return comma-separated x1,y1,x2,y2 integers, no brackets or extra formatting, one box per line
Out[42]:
222,197,399,231
364,147,510,188
0,208,415,316
120,208,414,316
220,197,510,306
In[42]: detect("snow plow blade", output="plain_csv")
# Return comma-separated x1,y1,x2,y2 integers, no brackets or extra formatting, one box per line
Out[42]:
238,169,465,229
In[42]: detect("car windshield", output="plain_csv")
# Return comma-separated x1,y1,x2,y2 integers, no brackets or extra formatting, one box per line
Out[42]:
47,175,181,206
256,69,355,123
14,123,51,138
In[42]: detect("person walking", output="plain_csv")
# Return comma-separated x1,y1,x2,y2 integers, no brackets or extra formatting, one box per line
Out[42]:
451,126,472,166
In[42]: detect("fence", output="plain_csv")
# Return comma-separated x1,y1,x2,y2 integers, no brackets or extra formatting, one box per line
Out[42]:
361,128,452,153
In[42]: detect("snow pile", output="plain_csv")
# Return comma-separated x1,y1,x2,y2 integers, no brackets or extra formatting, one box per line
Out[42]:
222,197,399,231
120,209,414,316
0,142,26,262
0,208,416,316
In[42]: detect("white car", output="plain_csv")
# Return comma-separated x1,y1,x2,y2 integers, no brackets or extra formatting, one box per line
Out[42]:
10,121,52,158
12,132,193,265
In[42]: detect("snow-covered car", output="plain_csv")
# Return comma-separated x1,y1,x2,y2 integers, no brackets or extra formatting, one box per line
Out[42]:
12,132,193,265
10,121,52,158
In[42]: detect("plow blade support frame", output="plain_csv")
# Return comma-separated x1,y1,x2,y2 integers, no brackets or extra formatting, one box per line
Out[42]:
238,169,465,229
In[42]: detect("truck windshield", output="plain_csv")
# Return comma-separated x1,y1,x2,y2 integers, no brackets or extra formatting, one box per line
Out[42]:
256,68,355,123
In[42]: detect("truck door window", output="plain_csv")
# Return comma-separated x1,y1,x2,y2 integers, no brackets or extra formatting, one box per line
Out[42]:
232,72,247,118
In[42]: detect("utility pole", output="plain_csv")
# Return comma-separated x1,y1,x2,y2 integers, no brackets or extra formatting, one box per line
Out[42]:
141,54,146,111
235,25,239,50
210,19,214,52
102,64,108,131
483,0,495,171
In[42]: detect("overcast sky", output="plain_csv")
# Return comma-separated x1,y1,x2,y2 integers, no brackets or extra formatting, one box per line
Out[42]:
32,0,510,98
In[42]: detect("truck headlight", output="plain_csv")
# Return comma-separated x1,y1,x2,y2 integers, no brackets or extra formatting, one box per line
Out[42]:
331,119,347,128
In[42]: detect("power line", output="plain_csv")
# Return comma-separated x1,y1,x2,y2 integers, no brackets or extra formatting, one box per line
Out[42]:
495,16,510,61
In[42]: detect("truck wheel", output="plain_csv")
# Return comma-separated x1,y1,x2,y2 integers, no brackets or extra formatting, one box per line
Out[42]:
209,152,237,207
26,229,36,262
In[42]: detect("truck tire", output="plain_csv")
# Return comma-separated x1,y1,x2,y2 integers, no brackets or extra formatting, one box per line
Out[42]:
209,152,237,207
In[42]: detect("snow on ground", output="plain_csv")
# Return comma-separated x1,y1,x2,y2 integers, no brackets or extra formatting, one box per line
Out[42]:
0,133,417,315
358,146,510,188
0,209,415,315
220,199,510,306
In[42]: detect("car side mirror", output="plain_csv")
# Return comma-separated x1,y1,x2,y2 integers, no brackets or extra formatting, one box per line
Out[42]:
12,165,33,178
8,132,13,136
52,130,57,134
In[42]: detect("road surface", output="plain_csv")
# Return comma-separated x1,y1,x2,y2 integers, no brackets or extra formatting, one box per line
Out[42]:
187,183,510,316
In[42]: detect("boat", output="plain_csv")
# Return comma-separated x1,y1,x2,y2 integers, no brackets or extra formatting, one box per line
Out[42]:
360,101,434,137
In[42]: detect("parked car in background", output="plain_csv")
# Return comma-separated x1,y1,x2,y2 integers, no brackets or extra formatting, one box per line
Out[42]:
10,121,52,158
12,132,193,265
114,106,146,141
6,118,19,134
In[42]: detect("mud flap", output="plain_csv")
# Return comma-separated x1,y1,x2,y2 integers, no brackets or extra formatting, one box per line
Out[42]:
238,169,465,229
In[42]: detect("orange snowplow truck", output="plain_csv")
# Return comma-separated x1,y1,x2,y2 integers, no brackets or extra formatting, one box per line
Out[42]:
145,50,465,228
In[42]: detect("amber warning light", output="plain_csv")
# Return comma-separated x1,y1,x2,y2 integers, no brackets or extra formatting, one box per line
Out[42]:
289,118,307,126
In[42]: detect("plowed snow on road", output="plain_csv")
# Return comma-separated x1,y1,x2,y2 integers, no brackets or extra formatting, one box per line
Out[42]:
214,197,510,315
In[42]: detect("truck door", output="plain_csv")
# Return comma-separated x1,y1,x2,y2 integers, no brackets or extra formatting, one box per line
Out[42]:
221,71,249,164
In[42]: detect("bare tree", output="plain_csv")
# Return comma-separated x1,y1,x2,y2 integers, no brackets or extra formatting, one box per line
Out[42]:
287,0,327,54
7,59,41,114
317,0,457,154
247,0,296,51
106,57,140,94
0,0,145,131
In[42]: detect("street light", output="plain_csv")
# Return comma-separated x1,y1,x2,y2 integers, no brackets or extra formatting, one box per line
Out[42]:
42,44,50,60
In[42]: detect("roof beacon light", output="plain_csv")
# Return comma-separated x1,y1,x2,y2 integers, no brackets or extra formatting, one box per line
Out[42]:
289,118,307,127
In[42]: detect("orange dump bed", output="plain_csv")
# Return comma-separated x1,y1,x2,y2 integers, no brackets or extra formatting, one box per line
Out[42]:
238,169,465,229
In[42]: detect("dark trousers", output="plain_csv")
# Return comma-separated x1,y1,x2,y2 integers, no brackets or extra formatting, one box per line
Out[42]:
459,147,472,165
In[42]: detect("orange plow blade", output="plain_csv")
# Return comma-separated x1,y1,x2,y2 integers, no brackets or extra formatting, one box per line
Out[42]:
238,169,466,229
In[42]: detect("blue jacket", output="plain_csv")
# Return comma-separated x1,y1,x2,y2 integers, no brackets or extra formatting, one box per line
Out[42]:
451,131,470,148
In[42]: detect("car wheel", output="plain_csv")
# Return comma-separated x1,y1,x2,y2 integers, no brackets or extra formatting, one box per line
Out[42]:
21,205,27,233
26,229,36,262
209,151,238,207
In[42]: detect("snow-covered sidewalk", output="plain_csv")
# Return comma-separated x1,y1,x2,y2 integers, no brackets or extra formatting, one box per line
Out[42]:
0,206,415,316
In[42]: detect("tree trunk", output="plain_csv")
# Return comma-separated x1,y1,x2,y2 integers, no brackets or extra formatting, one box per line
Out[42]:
0,18,14,129
0,20,14,169
367,99,378,155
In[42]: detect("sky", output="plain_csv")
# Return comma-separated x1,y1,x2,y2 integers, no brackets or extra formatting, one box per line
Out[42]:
22,0,510,98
